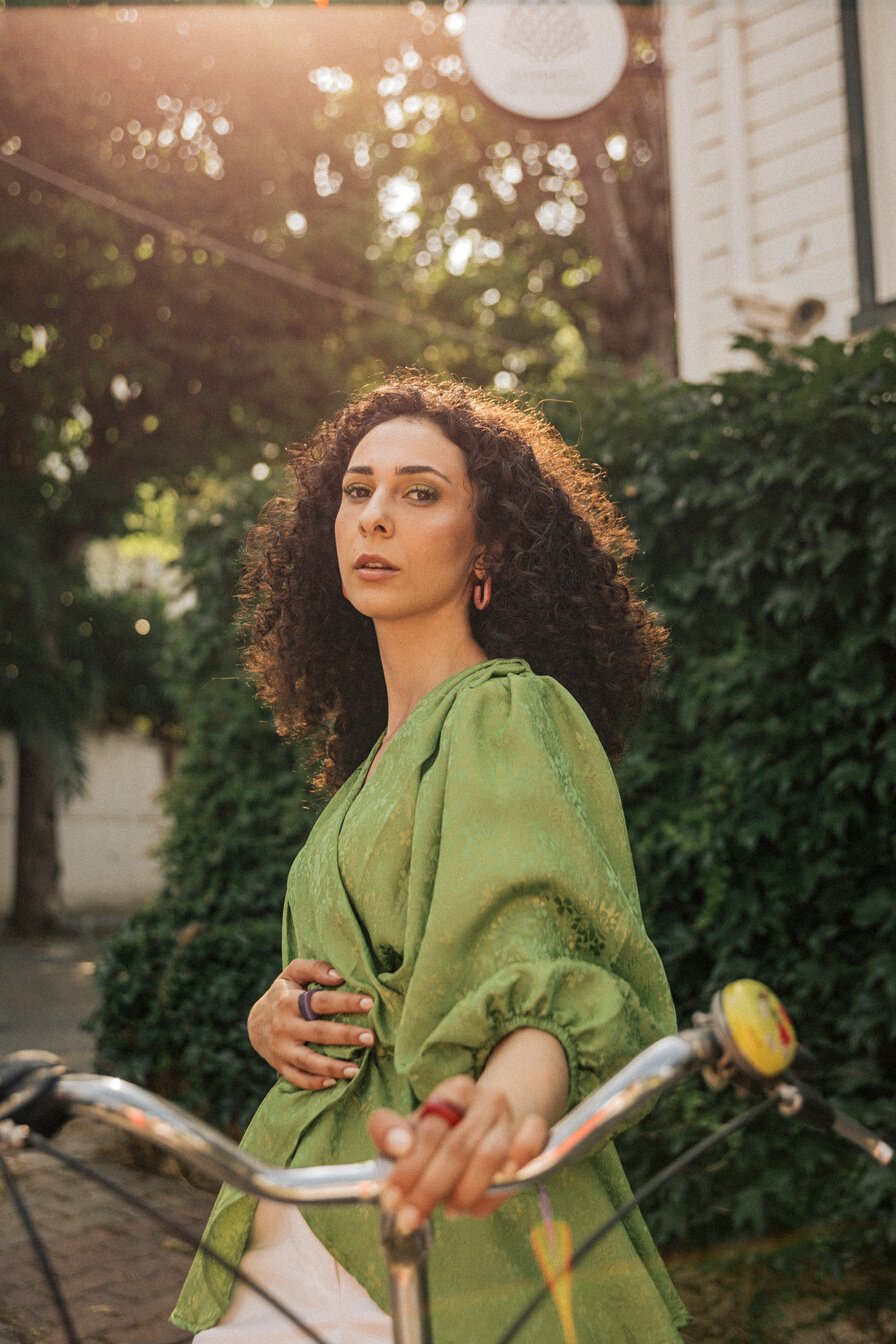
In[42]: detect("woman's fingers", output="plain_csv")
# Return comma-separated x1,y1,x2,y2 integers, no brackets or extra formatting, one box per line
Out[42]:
278,1063,339,1091
289,1015,376,1049
281,958,344,987
369,1094,471,1212
289,1044,364,1082
373,1078,514,1230
370,1081,553,1228
440,1112,516,1213
272,1000,376,1083
502,1112,550,1177
368,1107,415,1158
277,1040,371,1088
248,960,378,1086
449,1112,549,1215
278,959,378,1016
296,988,375,1018
419,1085,519,1217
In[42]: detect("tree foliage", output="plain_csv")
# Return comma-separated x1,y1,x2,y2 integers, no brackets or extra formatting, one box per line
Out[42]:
1,3,670,482
1,4,670,927
0,460,177,800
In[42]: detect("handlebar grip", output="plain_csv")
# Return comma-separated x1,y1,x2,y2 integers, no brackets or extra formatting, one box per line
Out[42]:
777,1082,894,1166
0,1050,70,1139
787,1085,837,1131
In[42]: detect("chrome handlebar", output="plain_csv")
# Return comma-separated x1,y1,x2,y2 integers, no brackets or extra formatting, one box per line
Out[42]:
2,1016,890,1204
2,1028,719,1203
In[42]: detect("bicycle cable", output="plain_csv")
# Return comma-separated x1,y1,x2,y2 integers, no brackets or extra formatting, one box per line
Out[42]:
23,1131,338,1344
494,1094,777,1344
0,1146,80,1344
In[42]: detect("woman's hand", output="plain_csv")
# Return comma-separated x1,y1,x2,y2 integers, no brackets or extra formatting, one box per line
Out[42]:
368,1028,569,1232
247,958,376,1091
369,1075,548,1231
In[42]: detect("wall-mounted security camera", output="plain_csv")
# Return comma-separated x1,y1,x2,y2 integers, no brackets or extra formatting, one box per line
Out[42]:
731,286,827,341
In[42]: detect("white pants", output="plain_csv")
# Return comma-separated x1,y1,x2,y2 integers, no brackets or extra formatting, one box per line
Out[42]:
193,1198,393,1344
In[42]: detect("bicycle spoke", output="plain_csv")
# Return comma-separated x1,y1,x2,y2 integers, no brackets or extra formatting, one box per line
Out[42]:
25,1132,339,1344
0,1146,82,1344
494,1096,776,1344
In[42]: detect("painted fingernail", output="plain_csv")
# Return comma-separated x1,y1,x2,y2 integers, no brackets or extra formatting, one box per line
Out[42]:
395,1206,421,1236
359,996,374,1010
359,1031,375,1045
385,1126,413,1157
327,968,342,980
343,1065,360,1079
322,1079,337,1088
380,1186,401,1213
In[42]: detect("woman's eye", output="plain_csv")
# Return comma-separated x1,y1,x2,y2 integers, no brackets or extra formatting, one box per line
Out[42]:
342,483,370,500
406,485,438,503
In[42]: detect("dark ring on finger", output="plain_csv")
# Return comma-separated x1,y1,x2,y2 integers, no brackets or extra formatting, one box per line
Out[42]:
298,988,321,1021
419,1097,465,1128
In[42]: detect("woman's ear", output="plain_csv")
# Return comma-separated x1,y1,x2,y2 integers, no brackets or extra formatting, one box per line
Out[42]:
474,542,504,578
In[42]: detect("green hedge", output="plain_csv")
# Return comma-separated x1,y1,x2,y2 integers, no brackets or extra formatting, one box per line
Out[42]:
555,334,896,1256
94,334,895,1248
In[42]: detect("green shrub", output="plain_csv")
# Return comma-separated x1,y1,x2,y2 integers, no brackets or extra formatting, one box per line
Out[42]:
94,904,283,1132
92,475,319,1131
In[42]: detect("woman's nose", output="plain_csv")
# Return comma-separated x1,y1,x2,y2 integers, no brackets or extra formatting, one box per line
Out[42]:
358,489,393,536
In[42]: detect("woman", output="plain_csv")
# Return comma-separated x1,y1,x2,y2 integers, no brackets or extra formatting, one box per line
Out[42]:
173,374,687,1343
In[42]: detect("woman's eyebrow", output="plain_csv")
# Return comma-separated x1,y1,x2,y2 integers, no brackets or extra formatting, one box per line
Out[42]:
343,463,452,483
397,463,451,483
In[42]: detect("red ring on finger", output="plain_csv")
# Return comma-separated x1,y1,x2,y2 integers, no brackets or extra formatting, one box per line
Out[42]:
419,1097,466,1128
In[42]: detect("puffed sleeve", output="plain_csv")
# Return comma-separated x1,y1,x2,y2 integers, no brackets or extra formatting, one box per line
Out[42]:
394,671,676,1109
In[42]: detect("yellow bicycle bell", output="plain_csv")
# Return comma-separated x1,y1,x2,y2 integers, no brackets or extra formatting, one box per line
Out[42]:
710,979,798,1081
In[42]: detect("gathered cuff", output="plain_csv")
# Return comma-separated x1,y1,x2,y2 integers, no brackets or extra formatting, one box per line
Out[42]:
397,957,660,1115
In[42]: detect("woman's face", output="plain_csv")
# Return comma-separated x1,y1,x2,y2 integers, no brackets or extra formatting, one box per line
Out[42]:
334,416,480,627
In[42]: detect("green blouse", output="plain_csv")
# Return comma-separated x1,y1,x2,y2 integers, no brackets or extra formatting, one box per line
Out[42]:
173,660,687,1343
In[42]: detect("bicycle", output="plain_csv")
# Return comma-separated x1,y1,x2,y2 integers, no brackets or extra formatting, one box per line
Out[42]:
0,978,891,1344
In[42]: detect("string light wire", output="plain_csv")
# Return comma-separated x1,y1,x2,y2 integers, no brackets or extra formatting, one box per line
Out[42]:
0,147,614,374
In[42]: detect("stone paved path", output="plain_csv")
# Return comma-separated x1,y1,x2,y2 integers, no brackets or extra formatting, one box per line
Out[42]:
0,934,101,1073
0,933,214,1344
0,1120,213,1344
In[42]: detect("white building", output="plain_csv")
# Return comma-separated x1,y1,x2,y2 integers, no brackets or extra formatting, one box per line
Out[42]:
662,0,896,379
0,732,171,920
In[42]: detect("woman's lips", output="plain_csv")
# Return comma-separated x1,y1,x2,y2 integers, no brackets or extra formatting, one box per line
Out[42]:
353,555,399,580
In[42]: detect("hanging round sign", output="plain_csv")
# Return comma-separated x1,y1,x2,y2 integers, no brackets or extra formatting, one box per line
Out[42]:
460,0,629,121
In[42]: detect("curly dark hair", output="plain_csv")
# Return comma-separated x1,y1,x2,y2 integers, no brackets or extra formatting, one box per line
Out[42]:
240,371,666,789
